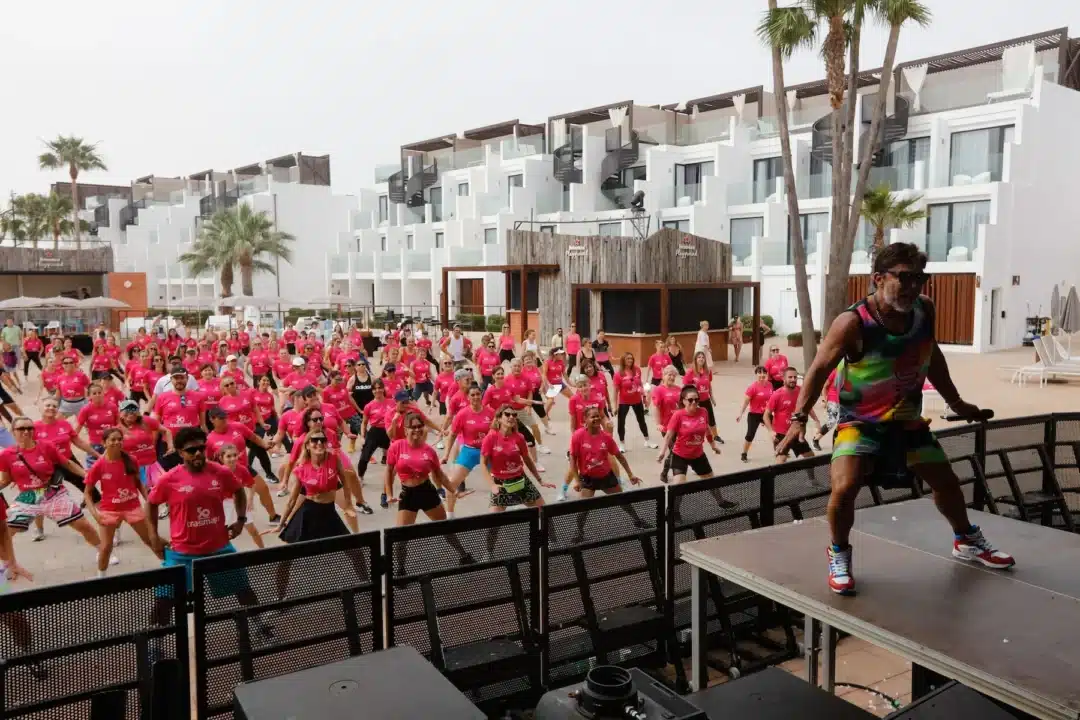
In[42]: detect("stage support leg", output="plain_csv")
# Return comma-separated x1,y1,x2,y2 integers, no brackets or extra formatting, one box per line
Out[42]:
911,664,950,700
804,616,820,687
690,565,708,691
821,623,837,694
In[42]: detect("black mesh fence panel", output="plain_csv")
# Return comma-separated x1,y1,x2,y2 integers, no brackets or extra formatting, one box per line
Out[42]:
385,510,540,712
192,532,380,720
542,487,667,688
1053,417,1080,513
0,568,187,720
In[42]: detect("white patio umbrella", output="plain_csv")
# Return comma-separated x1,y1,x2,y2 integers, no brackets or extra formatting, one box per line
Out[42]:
77,297,131,309
306,295,356,306
0,296,48,310
1051,284,1063,327
40,296,83,308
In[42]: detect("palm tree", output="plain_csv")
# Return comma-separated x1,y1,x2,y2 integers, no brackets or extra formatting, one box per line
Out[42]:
180,204,294,307
41,192,84,249
859,184,926,258
38,136,107,249
1,194,48,248
758,0,821,363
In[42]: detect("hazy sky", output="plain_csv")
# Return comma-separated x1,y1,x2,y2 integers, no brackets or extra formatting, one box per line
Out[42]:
2,1,1076,200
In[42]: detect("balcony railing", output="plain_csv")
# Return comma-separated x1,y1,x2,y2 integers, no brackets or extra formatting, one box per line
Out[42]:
673,183,702,206
920,231,979,263
374,164,401,184
330,254,348,274
869,162,928,192
351,252,374,273
452,248,483,266
501,141,543,160
949,152,1005,186
238,176,269,196
800,171,832,200
758,237,789,267
676,116,732,145
405,250,431,272
381,254,401,272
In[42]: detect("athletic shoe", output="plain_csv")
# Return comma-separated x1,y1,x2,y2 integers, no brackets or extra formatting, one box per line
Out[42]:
268,514,282,526
276,487,289,498
827,545,855,595
544,427,556,436
266,474,280,485
618,443,627,453
109,554,120,566
436,442,445,450
32,526,45,542
538,445,552,455
645,441,659,450
438,487,447,498
535,464,546,473
356,504,374,515
812,437,823,451
740,453,748,463
952,526,1015,569
380,493,389,509
555,490,567,502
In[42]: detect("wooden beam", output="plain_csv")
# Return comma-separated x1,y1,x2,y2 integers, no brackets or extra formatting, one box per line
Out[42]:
519,265,528,343
440,267,450,329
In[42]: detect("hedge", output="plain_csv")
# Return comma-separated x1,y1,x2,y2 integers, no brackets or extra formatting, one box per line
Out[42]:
786,330,822,347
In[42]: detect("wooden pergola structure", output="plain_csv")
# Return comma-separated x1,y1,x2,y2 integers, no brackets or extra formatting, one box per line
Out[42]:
440,263,560,342
571,280,763,365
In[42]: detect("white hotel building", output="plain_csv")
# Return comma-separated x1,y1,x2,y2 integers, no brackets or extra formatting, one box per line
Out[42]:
87,28,1080,352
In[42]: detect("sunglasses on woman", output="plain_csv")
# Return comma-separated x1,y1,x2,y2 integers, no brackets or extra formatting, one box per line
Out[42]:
308,437,327,445
407,424,425,431
685,397,700,404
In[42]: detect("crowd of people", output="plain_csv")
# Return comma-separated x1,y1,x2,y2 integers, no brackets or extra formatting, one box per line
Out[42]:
0,313,839,600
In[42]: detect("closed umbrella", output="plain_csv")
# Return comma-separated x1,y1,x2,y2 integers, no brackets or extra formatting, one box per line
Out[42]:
1061,286,1080,334
1051,284,1062,327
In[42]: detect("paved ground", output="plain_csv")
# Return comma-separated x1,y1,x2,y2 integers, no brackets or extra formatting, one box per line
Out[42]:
2,339,1066,715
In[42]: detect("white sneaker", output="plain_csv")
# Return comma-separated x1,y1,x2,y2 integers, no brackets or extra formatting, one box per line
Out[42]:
618,443,627,453
555,490,567,502
538,445,552,455
32,526,45,542
109,554,120,566
645,441,659,449
544,427,556,436
436,442,445,450
535,464,546,473
96,570,107,579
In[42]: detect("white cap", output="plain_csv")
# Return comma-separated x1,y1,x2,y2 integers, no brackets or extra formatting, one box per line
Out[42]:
292,357,306,367
226,354,238,362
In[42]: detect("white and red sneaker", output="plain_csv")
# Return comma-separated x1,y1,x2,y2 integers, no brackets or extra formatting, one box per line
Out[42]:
952,526,1015,569
827,545,856,595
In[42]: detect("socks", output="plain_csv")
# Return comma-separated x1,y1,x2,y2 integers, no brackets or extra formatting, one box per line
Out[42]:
446,511,455,520
955,524,979,540
830,544,849,553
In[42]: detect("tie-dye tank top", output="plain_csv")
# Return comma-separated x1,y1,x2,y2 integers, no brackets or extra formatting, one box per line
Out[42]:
834,297,934,426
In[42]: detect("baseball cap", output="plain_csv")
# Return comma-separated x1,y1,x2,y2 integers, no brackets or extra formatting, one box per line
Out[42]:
170,366,188,377
226,354,238,362
554,348,566,355
292,357,306,367
393,390,411,403
119,399,140,413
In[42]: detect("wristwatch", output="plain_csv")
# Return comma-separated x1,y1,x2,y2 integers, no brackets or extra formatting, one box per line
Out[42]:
236,516,247,524
790,412,809,425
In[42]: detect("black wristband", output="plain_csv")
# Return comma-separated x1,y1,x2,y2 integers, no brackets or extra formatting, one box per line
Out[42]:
791,412,810,424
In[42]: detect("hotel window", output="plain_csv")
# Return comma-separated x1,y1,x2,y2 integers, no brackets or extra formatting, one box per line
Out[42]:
873,136,930,190
484,227,498,245
949,126,1013,184
562,183,571,211
598,222,621,237
674,161,714,204
925,200,990,262
434,232,444,249
406,234,414,250
753,156,783,203
730,217,763,265
429,187,442,222
787,212,828,263
378,195,388,224
380,235,387,252
458,182,470,197
662,219,689,233
507,174,523,206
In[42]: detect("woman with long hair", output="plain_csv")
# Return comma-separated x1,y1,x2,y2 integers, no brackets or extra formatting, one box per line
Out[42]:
578,359,613,420
694,320,713,374
521,329,539,357
482,406,553,513
115,399,165,490
650,365,682,484
497,324,516,364
474,337,501,391
521,352,554,436
683,350,722,445
432,358,456,431
252,375,281,461
576,338,596,371
219,374,275,481
565,323,581,373
89,343,115,381
84,427,157,576
73,382,120,467
385,412,456,526
440,384,489,518
736,366,773,463
655,387,734,509
592,330,614,375
613,353,656,452
645,339,671,387
357,381,394,508
666,335,685,375
541,348,571,418
216,443,265,548
0,416,110,560
206,408,281,525
324,370,363,452
22,330,44,377
728,317,744,364
143,355,167,406
56,354,91,418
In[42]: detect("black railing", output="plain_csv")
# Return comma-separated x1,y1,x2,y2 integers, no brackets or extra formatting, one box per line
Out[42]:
3,412,1078,719
599,130,640,209
405,161,438,209
387,169,406,204
93,202,110,228
552,128,583,185
118,197,148,230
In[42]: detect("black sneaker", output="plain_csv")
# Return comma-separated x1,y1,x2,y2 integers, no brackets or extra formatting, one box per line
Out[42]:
812,437,822,451
379,493,389,509
266,475,280,485
659,467,669,484
268,514,282,526
715,436,725,445
438,487,447,498
740,453,748,463
356,503,374,515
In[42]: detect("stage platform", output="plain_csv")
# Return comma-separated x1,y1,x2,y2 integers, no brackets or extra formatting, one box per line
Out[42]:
681,499,1080,720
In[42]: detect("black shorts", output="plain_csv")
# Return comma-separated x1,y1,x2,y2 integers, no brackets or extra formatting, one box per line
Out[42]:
438,400,447,415
412,380,434,398
0,385,12,405
580,472,619,491
650,378,661,387
498,348,515,363
286,343,296,355
774,433,812,457
669,453,712,478
745,412,765,442
398,481,443,513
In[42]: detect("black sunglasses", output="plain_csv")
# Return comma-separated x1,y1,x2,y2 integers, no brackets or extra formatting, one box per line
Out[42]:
407,424,425,430
180,445,206,455
885,269,930,286
307,437,328,445
309,416,324,422
13,426,34,433
685,397,700,404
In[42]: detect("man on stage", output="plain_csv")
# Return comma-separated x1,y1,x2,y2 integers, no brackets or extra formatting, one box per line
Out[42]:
778,242,1014,595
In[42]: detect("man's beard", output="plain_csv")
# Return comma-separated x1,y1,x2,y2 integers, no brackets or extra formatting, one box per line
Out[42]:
881,285,913,313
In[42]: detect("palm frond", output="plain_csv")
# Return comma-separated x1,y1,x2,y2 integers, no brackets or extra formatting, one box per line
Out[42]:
757,6,817,58
874,0,931,27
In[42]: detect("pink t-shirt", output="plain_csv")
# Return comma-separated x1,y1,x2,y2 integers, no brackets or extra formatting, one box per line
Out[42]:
614,369,644,406
57,371,91,400
483,383,514,412
248,350,271,376
364,398,395,429
682,369,712,400
218,391,258,429
293,459,342,495
570,428,619,479
0,442,65,491
446,390,469,418
91,353,113,373
766,386,800,435
544,358,566,385
411,358,432,384
568,389,607,428
565,333,581,355
121,417,160,466
207,422,255,464
272,358,293,379
521,367,542,393
34,419,75,460
667,408,710,459
386,439,440,483
765,355,789,382
85,458,142,511
476,349,501,377
77,401,120,444
498,334,515,351
148,461,240,555
651,385,682,431
252,389,276,420
323,384,354,418
199,377,223,407
480,430,529,480
228,464,255,489
826,369,840,403
503,374,531,410
153,391,206,431
435,372,456,402
745,381,774,415
647,352,671,379
451,406,495,448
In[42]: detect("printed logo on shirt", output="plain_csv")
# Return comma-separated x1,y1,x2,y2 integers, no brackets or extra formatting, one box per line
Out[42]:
178,485,195,493
188,506,218,528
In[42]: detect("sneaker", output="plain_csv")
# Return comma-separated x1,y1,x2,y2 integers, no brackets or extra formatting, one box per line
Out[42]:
276,487,290,498
645,441,659,450
380,493,389,509
109,554,120,566
266,475,280,485
356,504,374,515
436,441,445,450
827,545,856,595
538,445,552,455
740,453,748,463
159,507,169,519
438,487,447,498
812,437,823,451
268,514,282,526
32,526,45,542
535,464,546,473
544,427,556,436
555,490,567,502
952,526,1015,569
618,443,627,453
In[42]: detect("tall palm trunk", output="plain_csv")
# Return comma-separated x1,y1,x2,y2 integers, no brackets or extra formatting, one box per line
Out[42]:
69,166,81,249
873,225,886,251
825,12,848,338
219,264,235,311
52,221,61,250
240,262,255,296
823,21,903,329
768,0,817,365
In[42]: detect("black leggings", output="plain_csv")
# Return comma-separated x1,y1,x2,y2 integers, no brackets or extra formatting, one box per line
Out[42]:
745,412,765,442
246,438,275,480
533,390,546,419
356,427,391,478
23,352,42,375
616,403,649,442
598,360,614,375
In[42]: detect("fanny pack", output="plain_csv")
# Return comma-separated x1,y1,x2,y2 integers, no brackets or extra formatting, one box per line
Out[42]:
500,477,527,494
17,451,64,489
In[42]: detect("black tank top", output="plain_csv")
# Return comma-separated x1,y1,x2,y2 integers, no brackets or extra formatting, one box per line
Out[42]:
351,376,374,413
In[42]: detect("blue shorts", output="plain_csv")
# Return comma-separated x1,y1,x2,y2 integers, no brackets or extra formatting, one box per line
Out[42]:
154,543,249,599
455,445,482,472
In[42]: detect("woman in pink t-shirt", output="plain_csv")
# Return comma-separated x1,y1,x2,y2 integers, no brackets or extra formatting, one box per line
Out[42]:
84,427,156,576
764,346,789,390
56,355,91,417
645,339,672,387
613,353,657,452
440,385,489,516
116,400,164,488
564,323,582,372
736,366,774,462
481,406,552,511
385,412,452,525
497,324,516,364
656,386,722,484
567,406,642,513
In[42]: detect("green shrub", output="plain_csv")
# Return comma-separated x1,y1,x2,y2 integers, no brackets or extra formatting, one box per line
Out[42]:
454,313,486,332
786,330,821,347
486,314,506,333
739,314,775,341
